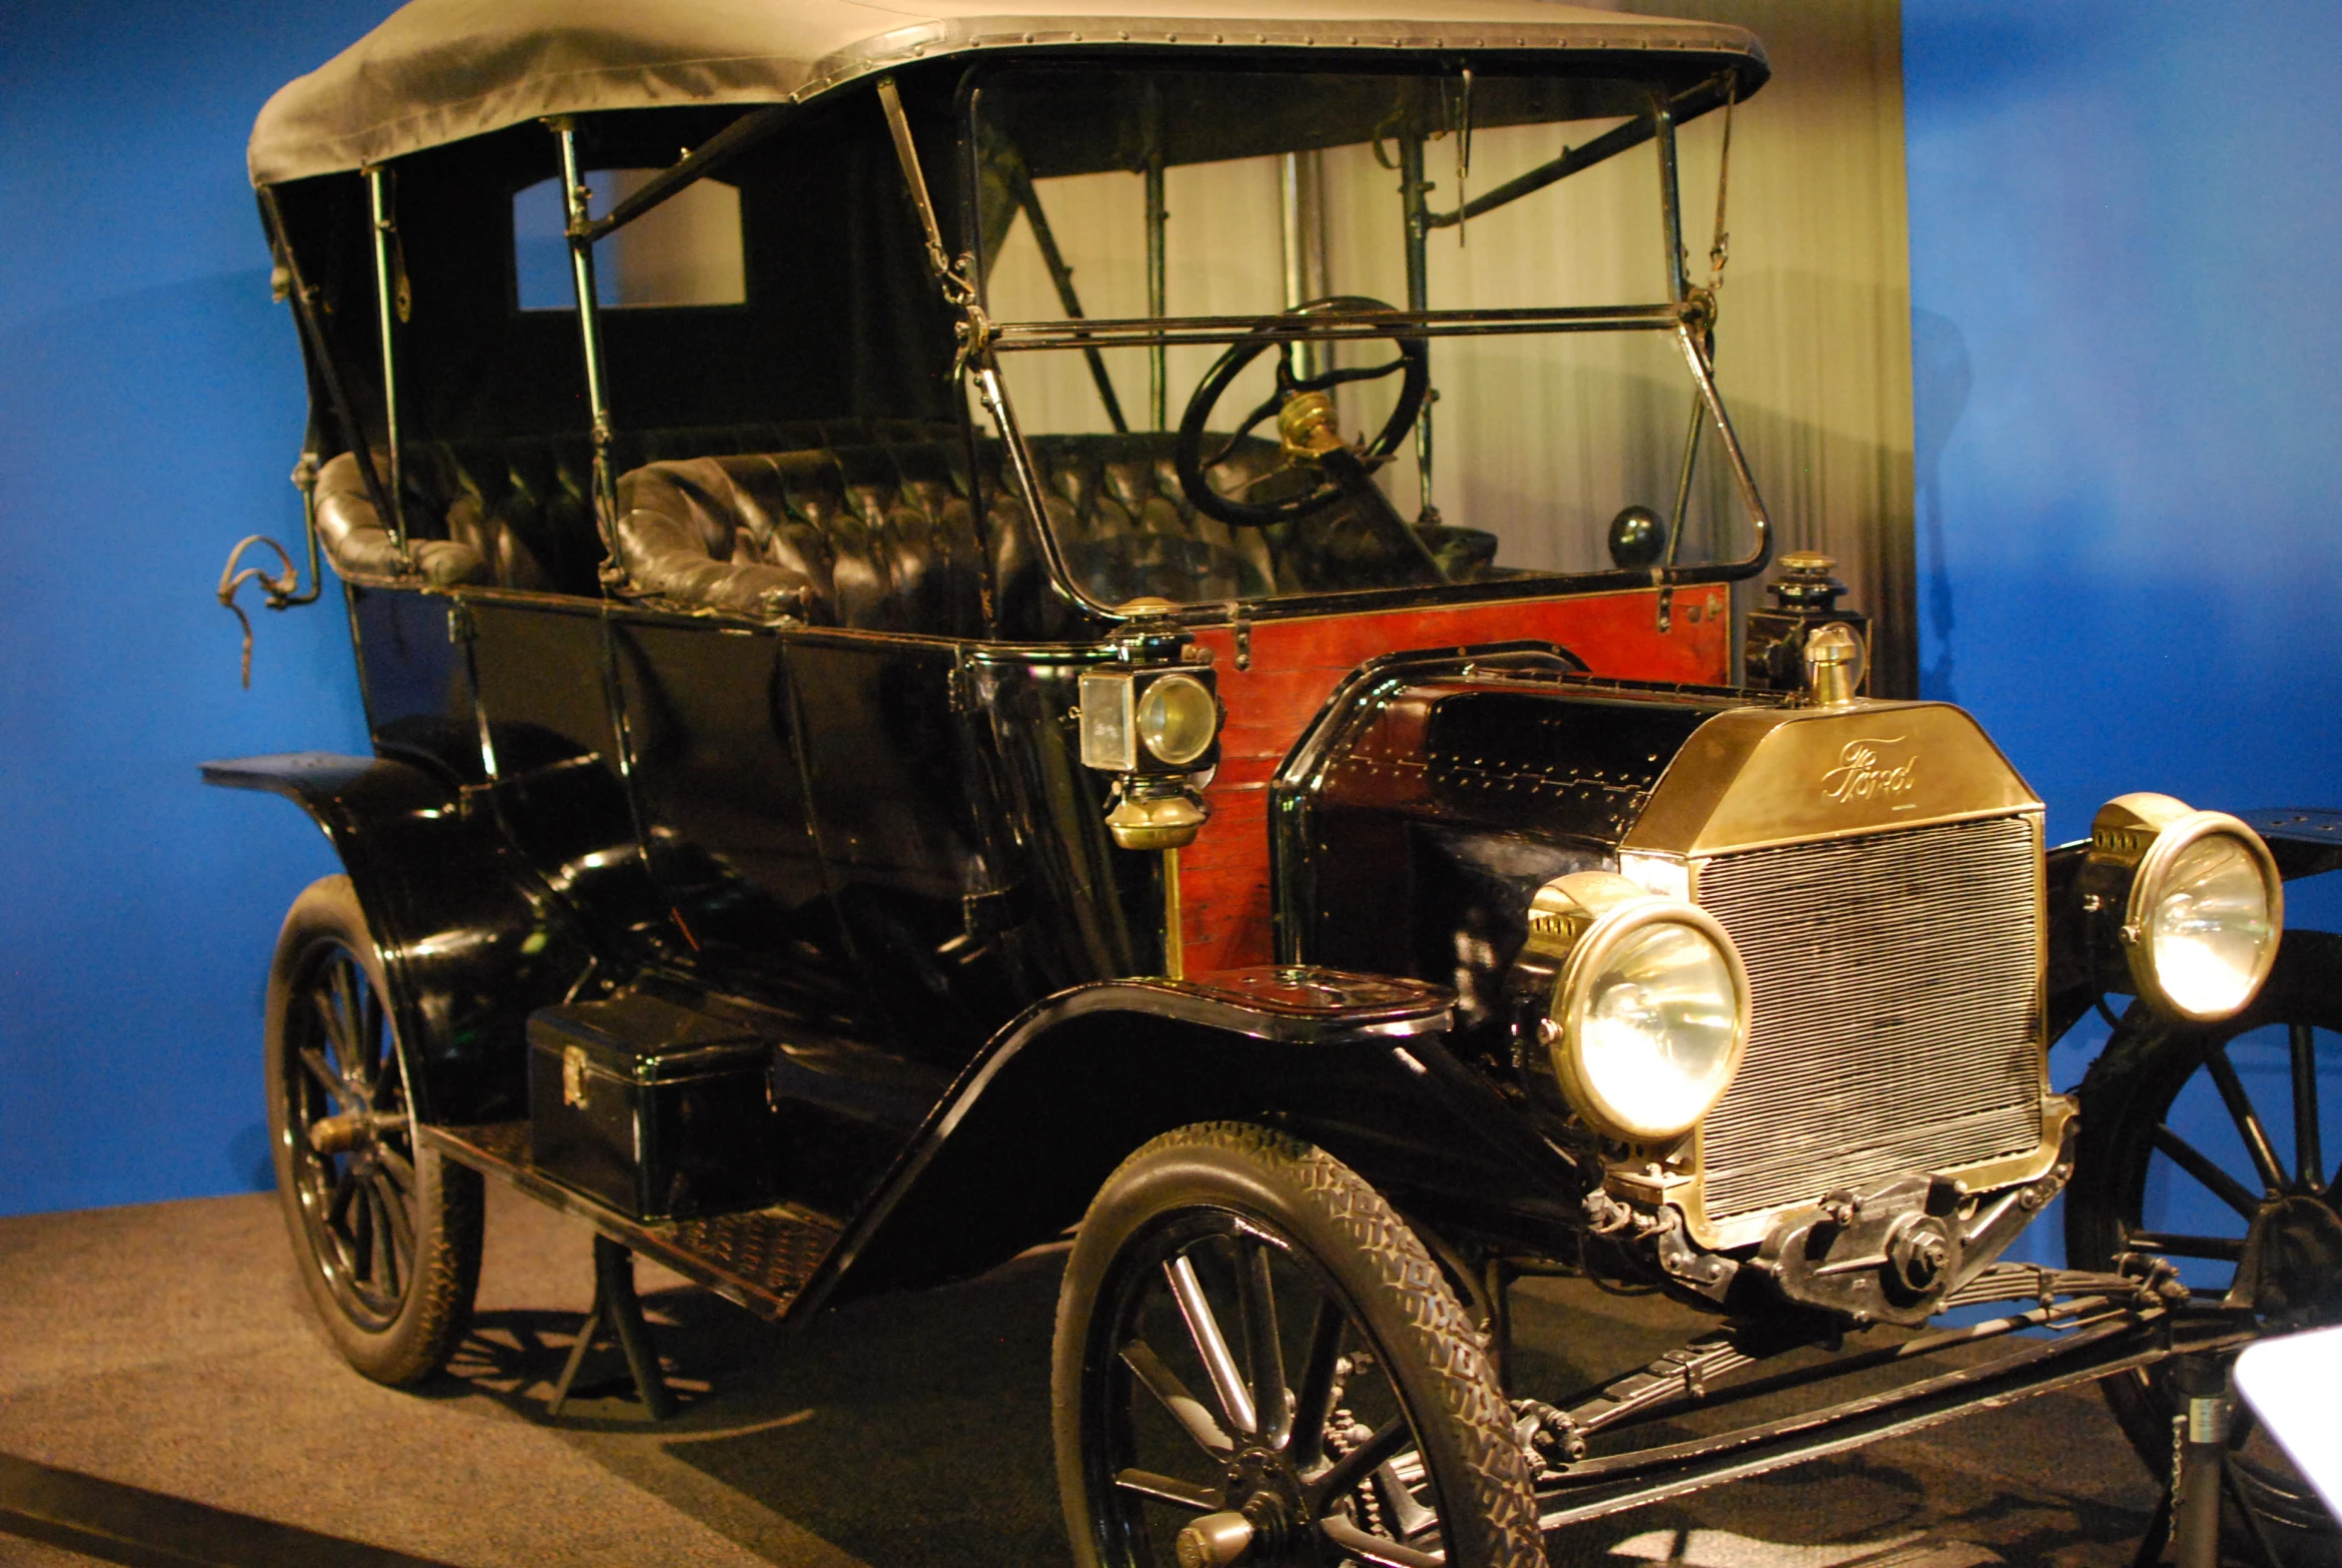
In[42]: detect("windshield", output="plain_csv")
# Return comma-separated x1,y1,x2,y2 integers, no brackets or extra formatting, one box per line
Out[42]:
970,65,1761,611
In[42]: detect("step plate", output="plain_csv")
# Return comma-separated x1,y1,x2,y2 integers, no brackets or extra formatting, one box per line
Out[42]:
424,1122,843,1321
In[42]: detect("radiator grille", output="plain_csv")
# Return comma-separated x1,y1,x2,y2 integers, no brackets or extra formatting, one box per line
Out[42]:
1694,813,2044,1233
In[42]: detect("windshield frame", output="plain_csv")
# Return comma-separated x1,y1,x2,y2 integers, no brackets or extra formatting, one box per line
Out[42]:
951,54,1774,629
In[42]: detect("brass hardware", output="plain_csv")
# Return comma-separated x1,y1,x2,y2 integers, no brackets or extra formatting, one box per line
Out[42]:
1606,1162,1698,1206
1276,389,1342,458
309,1113,363,1156
1161,847,1185,981
1672,1096,2076,1252
1174,1511,1253,1568
1804,622,1863,707
1105,784,1206,851
1614,698,2064,1250
2084,792,2283,1021
562,1044,589,1108
309,1109,405,1157
1519,871,1751,1145
1623,701,2039,860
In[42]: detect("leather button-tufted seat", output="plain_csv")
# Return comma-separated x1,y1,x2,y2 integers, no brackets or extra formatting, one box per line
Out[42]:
316,423,1473,638
613,444,990,632
614,430,1306,634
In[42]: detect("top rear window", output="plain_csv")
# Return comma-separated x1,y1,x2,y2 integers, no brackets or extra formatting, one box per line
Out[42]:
513,170,746,311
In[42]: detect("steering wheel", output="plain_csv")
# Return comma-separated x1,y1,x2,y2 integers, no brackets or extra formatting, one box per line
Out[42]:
1172,296,1430,527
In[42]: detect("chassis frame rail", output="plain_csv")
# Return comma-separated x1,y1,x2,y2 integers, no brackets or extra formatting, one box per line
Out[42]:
1532,1295,2252,1530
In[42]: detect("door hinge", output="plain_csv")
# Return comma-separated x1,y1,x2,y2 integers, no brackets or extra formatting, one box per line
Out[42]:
948,658,977,714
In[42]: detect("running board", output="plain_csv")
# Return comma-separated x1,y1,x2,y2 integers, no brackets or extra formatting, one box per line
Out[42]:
423,1122,843,1322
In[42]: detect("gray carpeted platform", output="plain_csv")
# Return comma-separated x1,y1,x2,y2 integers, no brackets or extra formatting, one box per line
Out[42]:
0,1182,2161,1567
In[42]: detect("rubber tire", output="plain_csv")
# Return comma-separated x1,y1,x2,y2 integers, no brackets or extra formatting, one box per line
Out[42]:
265,874,482,1386
1053,1121,1544,1568
2068,928,2342,1536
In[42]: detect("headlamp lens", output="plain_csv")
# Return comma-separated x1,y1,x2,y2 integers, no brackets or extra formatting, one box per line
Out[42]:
1138,674,1216,767
2148,832,2277,1018
1577,919,1743,1140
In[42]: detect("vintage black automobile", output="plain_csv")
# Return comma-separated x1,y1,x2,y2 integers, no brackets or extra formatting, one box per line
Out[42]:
209,3,2342,1563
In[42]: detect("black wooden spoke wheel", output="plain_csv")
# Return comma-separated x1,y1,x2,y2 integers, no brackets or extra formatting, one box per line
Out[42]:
1173,297,1430,528
1055,1123,1541,1568
2068,928,2342,1543
265,875,480,1385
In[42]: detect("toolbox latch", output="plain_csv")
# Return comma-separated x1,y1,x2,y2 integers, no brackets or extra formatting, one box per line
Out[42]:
562,1044,588,1108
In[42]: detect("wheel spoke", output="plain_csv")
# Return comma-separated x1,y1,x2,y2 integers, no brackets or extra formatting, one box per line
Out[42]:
368,1179,402,1296
1287,1297,1347,1469
2291,1024,2323,1190
2152,1124,2263,1219
1236,1237,1287,1447
2126,1229,2246,1262
310,995,353,1089
2205,1049,2285,1192
1308,1415,1409,1509
1114,1468,1219,1512
364,986,391,1107
1168,1253,1257,1435
1121,1339,1234,1456
1320,1512,1446,1568
299,1046,347,1105
375,1141,416,1193
348,1171,376,1278
329,961,366,1084
372,1171,415,1267
326,1166,359,1230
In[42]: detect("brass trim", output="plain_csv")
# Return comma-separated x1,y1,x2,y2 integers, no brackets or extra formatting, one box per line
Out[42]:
1804,621,1863,707
1617,704,2063,1251
1622,700,2041,859
1522,872,1752,1144
1667,1097,2076,1251
2090,794,2285,1022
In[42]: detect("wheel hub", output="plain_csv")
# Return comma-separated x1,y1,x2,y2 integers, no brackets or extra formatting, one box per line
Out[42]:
1177,1445,1306,1565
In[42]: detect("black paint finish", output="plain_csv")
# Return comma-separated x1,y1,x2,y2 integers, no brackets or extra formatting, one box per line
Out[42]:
1276,662,1743,1064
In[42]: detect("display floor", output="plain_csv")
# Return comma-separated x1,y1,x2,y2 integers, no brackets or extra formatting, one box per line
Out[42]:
0,1183,2161,1568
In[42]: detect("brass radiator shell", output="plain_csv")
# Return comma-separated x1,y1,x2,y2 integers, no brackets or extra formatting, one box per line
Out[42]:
1618,701,2067,1249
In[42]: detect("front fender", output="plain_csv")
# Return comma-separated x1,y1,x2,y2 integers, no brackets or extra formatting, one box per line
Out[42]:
809,967,1589,1307
203,751,597,1124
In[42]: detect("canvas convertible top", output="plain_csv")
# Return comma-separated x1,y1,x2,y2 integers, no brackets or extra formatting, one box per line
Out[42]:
248,0,1765,184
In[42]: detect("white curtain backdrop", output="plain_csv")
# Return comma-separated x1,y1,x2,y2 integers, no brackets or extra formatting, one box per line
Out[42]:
986,1,1915,687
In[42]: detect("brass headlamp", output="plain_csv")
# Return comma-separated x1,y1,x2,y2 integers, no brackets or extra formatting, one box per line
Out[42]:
2080,792,2283,1022
1521,871,1752,1144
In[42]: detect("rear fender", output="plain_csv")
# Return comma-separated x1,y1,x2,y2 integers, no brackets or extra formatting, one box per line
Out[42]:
204,752,598,1125
809,968,1588,1306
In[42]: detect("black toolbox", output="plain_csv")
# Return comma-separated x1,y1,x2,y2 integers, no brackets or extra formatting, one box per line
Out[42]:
527,993,781,1221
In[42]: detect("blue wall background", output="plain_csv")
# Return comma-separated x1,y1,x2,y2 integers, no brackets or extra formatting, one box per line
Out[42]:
0,4,2336,1217
1904,2,2342,1268
0,4,390,1213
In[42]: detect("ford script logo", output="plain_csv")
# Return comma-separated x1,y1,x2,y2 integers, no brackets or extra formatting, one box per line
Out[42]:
1821,737,1917,806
